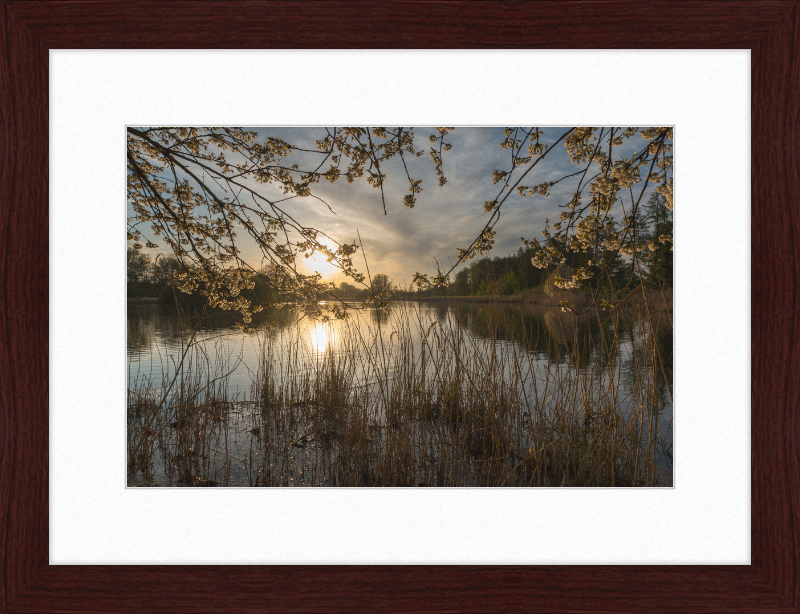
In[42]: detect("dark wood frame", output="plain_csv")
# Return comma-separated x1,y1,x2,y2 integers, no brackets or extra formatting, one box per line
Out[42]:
1,1,797,611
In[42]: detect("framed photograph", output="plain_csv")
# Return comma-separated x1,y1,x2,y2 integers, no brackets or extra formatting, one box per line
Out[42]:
2,1,797,611
125,124,676,493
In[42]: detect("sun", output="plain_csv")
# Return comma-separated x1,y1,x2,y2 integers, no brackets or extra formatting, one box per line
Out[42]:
308,240,338,276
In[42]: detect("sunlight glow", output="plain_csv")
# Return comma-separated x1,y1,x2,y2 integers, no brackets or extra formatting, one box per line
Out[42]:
309,240,337,276
307,323,330,354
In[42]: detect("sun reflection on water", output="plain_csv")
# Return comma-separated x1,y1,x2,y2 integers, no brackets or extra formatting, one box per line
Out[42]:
306,323,331,354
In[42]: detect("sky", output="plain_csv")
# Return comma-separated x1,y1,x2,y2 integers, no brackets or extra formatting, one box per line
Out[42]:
128,127,657,289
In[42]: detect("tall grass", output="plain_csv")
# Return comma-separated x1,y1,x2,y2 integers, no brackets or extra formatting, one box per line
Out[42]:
127,287,673,487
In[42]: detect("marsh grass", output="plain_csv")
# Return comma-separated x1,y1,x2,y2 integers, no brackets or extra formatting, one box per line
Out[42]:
127,286,673,487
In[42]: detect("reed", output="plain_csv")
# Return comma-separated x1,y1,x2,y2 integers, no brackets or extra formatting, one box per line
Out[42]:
127,288,672,487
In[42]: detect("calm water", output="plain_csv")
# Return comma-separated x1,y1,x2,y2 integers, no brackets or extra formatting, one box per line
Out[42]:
127,300,673,487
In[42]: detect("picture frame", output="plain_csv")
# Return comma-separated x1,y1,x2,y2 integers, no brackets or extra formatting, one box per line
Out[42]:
1,1,797,611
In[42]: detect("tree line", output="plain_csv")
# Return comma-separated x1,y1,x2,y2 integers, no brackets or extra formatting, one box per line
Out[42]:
127,250,279,309
127,251,391,308
399,192,672,298
129,191,670,307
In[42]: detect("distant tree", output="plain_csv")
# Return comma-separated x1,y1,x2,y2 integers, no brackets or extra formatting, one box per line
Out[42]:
127,247,151,283
338,281,359,297
499,270,521,295
451,268,470,295
152,255,184,287
370,274,392,298
599,250,630,291
642,192,673,284
623,196,650,286
517,246,544,289
643,192,671,236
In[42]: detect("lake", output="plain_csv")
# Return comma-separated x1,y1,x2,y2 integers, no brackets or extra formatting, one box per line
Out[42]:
127,299,673,487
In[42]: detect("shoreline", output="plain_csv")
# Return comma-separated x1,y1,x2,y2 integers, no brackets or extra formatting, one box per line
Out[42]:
400,295,517,303
128,294,672,311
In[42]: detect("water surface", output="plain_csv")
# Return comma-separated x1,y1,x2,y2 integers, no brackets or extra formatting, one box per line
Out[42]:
127,300,673,487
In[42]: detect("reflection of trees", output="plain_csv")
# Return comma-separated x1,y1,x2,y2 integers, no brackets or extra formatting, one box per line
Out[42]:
127,308,155,355
432,302,449,323
369,307,389,326
131,302,673,407
453,303,617,368
651,316,674,410
127,303,297,356
127,305,182,355
619,314,673,414
450,302,672,402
